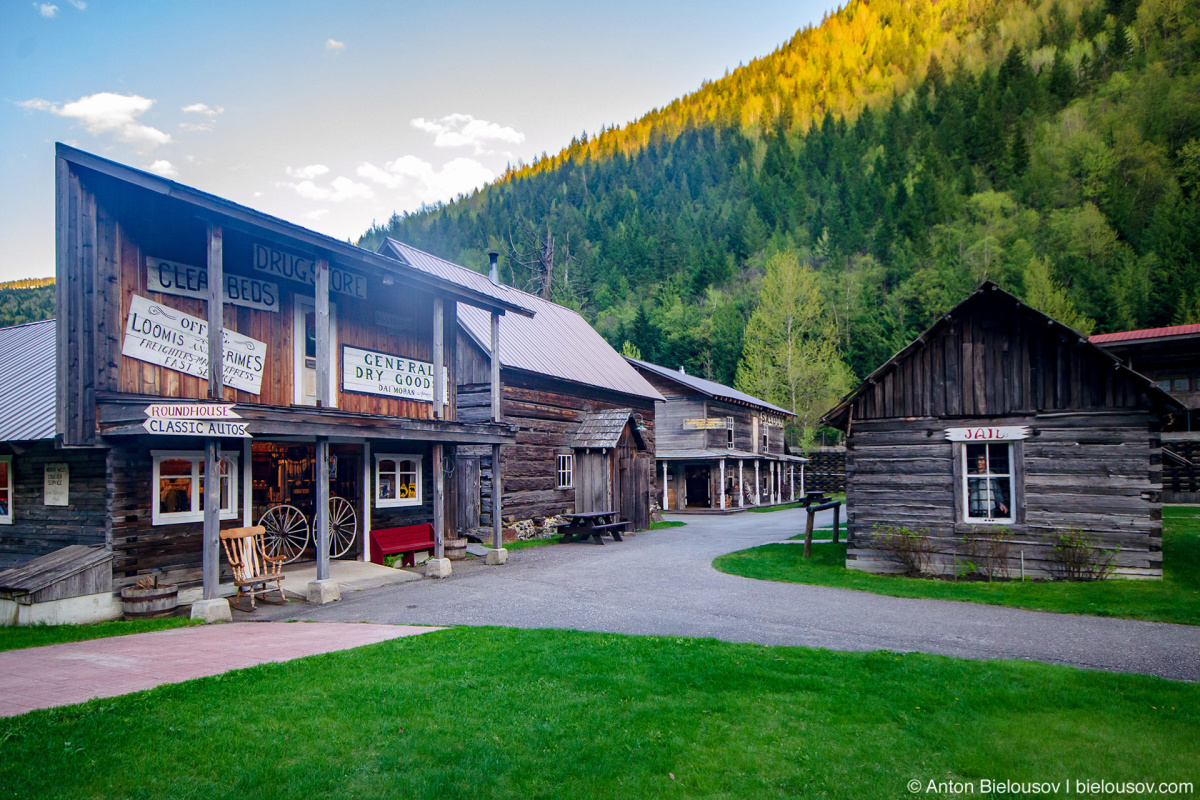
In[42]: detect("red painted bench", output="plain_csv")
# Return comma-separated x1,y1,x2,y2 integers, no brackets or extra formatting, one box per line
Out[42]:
369,524,436,567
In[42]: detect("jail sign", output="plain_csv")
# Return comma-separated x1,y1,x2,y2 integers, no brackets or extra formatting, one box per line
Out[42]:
944,426,1031,442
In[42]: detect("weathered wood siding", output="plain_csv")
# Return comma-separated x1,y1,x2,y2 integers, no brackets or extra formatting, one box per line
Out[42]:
457,335,656,526
0,442,108,569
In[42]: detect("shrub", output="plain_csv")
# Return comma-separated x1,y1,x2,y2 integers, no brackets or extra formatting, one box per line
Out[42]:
872,524,934,576
964,527,1012,581
1049,529,1117,581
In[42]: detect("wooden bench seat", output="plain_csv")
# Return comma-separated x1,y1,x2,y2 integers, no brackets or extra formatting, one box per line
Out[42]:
369,524,436,567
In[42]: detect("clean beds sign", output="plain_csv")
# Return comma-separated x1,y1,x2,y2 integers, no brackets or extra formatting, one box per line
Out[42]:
146,256,280,313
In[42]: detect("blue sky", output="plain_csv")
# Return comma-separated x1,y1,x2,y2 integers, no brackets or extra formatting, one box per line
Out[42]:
2,0,836,281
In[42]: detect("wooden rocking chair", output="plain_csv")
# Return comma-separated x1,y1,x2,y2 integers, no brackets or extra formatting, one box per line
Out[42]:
220,526,288,611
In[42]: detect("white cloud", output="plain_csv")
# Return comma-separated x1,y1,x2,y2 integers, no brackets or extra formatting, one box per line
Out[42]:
410,114,525,155
325,39,345,52
286,164,330,180
284,171,372,203
20,92,171,147
34,3,58,17
146,160,178,179
182,103,222,116
67,0,86,8
306,209,330,221
356,155,495,205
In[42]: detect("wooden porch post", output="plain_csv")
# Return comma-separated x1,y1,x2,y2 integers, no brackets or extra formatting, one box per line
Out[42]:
662,462,668,511
789,465,795,502
491,310,503,551
754,460,760,505
800,463,806,497
738,460,744,508
361,442,371,561
315,437,330,580
719,459,726,510
202,225,223,601
433,444,445,559
315,259,330,408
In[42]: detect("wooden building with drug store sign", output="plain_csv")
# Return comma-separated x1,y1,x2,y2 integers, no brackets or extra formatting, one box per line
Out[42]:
821,282,1183,579
33,144,534,601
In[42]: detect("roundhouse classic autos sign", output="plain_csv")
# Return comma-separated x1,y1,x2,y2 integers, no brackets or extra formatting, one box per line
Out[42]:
342,345,447,403
146,256,280,313
141,403,250,438
944,426,1031,442
122,295,267,395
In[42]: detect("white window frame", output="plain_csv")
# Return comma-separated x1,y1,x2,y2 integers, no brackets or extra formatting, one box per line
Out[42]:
726,417,734,447
0,455,12,525
556,453,574,489
375,453,422,508
961,442,1015,524
293,298,339,407
151,450,239,526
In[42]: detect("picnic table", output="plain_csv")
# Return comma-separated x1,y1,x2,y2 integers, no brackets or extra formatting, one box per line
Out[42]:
556,511,629,545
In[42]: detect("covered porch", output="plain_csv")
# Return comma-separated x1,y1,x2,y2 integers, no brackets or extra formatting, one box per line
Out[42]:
657,450,807,513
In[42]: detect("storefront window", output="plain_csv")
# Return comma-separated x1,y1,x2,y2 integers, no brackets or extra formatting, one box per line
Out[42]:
152,451,238,525
0,455,12,524
376,454,420,508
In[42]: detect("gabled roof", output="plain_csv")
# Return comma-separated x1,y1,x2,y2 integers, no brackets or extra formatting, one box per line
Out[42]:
456,284,664,403
57,144,533,318
1091,324,1200,345
821,281,1185,430
0,319,56,441
627,358,793,416
572,408,646,450
377,238,536,317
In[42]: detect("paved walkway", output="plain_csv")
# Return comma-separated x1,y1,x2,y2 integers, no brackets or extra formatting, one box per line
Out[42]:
0,622,440,717
252,508,1200,681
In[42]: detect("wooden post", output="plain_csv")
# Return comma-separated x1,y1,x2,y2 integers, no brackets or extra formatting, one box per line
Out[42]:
433,297,444,418
719,459,725,509
662,462,668,511
832,501,841,544
315,437,330,580
202,225,223,602
738,459,744,508
804,508,815,559
315,259,330,408
490,311,502,551
754,461,760,505
361,442,372,561
203,439,220,599
800,463,806,498
434,444,445,559
789,465,795,502
241,439,252,527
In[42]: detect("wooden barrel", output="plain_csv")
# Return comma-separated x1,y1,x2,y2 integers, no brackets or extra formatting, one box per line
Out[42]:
444,538,468,561
121,586,179,619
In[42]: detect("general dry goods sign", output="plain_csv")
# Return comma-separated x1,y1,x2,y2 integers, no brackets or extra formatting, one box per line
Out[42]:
141,403,250,438
342,345,447,404
944,426,1031,442
252,244,367,299
122,295,266,394
146,256,279,313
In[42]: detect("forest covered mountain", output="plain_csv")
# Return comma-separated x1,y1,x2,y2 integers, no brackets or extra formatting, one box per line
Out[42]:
359,0,1200,444
0,279,54,328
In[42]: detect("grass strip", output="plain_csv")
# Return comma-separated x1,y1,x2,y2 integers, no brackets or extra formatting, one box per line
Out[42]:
0,626,1194,799
715,507,1200,626
0,617,197,652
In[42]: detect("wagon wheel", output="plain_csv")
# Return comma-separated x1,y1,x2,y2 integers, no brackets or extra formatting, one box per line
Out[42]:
257,504,310,564
327,497,357,559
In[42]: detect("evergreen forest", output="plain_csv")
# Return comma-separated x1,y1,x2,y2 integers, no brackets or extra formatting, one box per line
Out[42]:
0,279,54,329
360,0,1200,447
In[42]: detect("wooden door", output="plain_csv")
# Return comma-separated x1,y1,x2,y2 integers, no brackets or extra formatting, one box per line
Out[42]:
575,451,610,512
455,456,480,533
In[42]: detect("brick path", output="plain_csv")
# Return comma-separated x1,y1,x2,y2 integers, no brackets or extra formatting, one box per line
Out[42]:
0,622,440,717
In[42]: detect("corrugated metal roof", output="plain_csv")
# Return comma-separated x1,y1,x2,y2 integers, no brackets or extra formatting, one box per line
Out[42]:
627,358,793,416
378,239,536,317
1091,324,1200,344
0,319,56,441
458,287,665,402
572,408,644,449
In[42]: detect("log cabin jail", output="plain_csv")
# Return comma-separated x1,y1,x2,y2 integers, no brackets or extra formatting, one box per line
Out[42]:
0,145,540,599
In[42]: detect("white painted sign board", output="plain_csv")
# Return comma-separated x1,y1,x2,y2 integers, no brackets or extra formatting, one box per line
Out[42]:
252,244,367,299
342,345,447,404
143,403,241,419
142,418,251,437
43,463,69,506
146,257,280,313
944,426,1031,442
122,295,266,395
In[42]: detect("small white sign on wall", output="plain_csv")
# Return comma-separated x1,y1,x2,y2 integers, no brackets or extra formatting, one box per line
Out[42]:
944,426,1031,442
44,463,69,506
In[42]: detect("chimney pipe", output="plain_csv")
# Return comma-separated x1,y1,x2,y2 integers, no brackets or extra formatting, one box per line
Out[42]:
488,251,499,285
679,365,686,375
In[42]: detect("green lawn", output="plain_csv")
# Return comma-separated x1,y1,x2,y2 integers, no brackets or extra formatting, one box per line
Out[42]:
650,520,687,530
714,506,1200,626
0,626,1195,799
0,617,196,652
